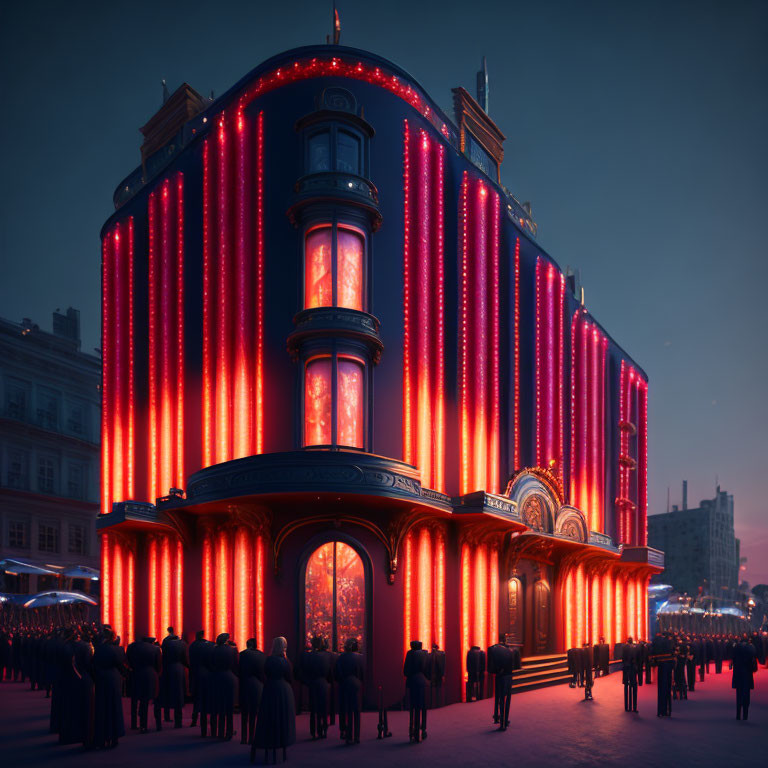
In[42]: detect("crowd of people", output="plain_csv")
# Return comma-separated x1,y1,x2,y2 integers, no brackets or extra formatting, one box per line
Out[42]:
565,630,767,719
1,615,765,763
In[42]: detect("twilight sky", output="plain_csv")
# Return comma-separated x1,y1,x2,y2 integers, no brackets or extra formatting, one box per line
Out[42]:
1,1,766,585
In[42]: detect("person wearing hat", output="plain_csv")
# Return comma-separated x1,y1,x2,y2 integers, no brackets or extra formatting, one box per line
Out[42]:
403,639,429,742
212,633,239,740
335,637,365,745
251,636,296,764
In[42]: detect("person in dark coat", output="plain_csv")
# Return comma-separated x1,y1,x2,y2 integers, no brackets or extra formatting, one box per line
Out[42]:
133,636,163,732
336,637,365,745
59,630,95,748
487,637,509,725
295,640,313,715
125,636,142,730
465,645,485,701
652,633,674,717
404,640,429,742
732,637,758,720
581,643,594,700
160,629,188,728
685,636,697,692
567,645,581,688
188,630,207,728
428,643,446,708
212,633,238,740
240,638,266,744
713,635,724,674
672,643,688,701
595,637,610,678
93,628,126,749
692,636,705,682
643,640,653,684
622,637,639,712
306,636,332,740
251,636,296,764
199,638,217,737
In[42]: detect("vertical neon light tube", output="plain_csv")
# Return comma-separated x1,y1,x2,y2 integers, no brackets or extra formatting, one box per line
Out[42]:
591,572,599,645
556,274,565,480
234,526,249,650
435,529,445,651
564,567,573,650
216,530,231,635
112,226,124,506
101,534,111,626
489,193,500,494
127,547,135,645
175,176,185,486
255,534,264,651
255,111,265,454
598,339,607,533
474,544,488,648
513,238,521,470
148,192,159,501
618,362,626,544
489,546,499,647
639,381,648,545
459,173,470,495
580,319,589,522
148,536,158,641
416,131,432,486
160,534,171,633
569,311,578,506
101,237,112,514
202,140,214,467
434,143,445,493
535,259,542,465
575,564,585,645
603,571,613,650
234,107,252,459
216,116,231,463
404,531,413,654
175,537,183,636
460,543,470,696
202,531,213,641
627,575,637,640
402,121,413,466
113,538,124,645
543,264,554,466
417,527,432,645
616,574,625,643
160,182,173,497
127,219,134,498
473,185,488,493
589,328,599,530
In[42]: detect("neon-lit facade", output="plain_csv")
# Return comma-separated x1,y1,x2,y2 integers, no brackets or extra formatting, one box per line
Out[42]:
98,43,662,707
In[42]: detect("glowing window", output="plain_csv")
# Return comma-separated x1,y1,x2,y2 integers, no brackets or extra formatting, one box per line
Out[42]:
304,224,364,311
305,228,333,308
304,358,332,446
305,540,364,653
337,359,363,448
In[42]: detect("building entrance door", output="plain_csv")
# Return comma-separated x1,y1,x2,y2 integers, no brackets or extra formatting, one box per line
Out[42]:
304,540,365,652
534,580,551,654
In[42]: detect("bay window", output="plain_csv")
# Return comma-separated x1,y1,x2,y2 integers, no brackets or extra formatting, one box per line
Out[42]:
304,223,364,311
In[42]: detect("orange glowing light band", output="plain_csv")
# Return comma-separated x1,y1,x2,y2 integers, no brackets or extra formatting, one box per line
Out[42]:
435,529,445,650
175,536,183,636
255,111,265,454
113,538,124,644
575,564,585,645
112,225,124,507
489,547,499,647
161,534,171,634
402,121,413,466
420,527,434,646
175,175,185,486
255,534,264,651
489,192,500,494
459,173,470,494
234,527,249,650
474,545,488,648
603,570,613,650
202,139,214,467
148,536,158,641
403,531,413,655
202,531,213,641
460,543,470,693
101,534,110,626
216,115,231,464
216,530,231,635
434,142,445,493
234,106,252,459
160,181,173,498
564,567,573,650
148,191,159,501
472,183,488,494
126,547,135,645
615,574,625,644
100,236,111,515
591,572,600,645
627,574,637,640
513,238,521,470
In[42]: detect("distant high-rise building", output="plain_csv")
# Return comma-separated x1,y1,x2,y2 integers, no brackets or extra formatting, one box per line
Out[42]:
648,483,740,598
0,309,100,595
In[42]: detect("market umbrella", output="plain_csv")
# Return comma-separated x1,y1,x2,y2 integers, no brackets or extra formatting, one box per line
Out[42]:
60,565,99,580
23,590,98,608
0,558,60,576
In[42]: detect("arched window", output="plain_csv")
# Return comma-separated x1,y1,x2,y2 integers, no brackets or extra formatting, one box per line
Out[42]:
304,540,365,653
304,223,364,311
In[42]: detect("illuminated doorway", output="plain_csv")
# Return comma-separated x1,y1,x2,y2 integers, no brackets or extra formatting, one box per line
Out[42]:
304,540,365,653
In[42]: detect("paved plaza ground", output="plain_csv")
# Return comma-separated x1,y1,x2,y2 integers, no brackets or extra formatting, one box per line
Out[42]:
0,666,765,767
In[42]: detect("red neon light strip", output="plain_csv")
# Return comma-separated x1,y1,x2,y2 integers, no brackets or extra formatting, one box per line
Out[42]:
255,111,265,455
489,193,500,494
112,225,124,506
472,184,488,493
417,527,432,646
127,547,135,645
403,531,413,655
255,534,264,651
101,534,110,626
234,526,249,650
148,192,159,501
489,546,499,647
402,122,413,465
435,529,445,651
113,538,124,645
161,534,171,634
580,318,589,522
202,531,213,641
148,536,158,641
459,174,470,494
127,220,134,498
175,536,183,636
460,543,470,695
160,182,173,497
175,176,185,487
513,238,521,470
434,143,445,493
564,566,573,650
202,139,214,467
638,379,648,545
474,545,488,647
101,237,112,515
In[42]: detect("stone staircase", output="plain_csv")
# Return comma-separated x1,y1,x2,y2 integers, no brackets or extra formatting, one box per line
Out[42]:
512,653,571,693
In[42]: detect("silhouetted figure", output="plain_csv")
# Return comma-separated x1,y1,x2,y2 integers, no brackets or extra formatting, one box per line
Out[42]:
296,641,313,715
581,643,594,701
622,637,639,712
714,635,724,674
685,638,696,692
428,643,446,708
199,639,217,737
59,630,95,748
306,636,333,739
732,638,757,720
188,630,207,727
692,636,705,682
465,645,485,701
652,633,674,717
594,637,610,678
212,633,238,740
133,636,163,732
673,643,689,701
488,636,518,730
643,640,653,685
240,638,266,744
487,637,507,725
251,636,296,764
161,628,188,728
125,636,142,729
567,645,581,688
404,640,429,742
93,628,126,748
336,637,364,745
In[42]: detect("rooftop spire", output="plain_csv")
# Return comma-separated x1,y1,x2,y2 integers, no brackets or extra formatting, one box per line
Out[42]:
327,2,341,44
476,56,489,114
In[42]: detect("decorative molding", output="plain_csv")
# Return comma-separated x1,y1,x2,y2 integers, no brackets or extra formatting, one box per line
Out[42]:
554,505,588,544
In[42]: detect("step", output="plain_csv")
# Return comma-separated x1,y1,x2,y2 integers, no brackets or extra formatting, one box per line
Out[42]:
521,653,567,665
517,659,568,673
513,666,569,682
512,673,573,694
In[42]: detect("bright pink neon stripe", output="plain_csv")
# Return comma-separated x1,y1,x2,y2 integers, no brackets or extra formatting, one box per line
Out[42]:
202,140,214,467
472,182,488,493
255,111,265,454
101,235,112,514
434,142,445,493
160,181,173,498
402,121,413,466
216,115,231,463
175,175,185,487
112,224,124,505
489,192,500,494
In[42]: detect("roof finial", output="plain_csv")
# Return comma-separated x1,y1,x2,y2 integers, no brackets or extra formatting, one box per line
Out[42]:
327,2,341,44
161,79,170,105
476,56,489,114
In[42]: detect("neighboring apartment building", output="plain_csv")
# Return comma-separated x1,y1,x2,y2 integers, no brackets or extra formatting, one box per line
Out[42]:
648,481,740,598
0,308,100,594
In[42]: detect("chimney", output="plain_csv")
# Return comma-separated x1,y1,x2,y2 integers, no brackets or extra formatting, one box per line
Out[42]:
682,480,688,511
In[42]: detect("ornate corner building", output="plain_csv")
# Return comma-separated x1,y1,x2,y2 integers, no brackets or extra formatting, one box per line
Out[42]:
98,44,663,705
